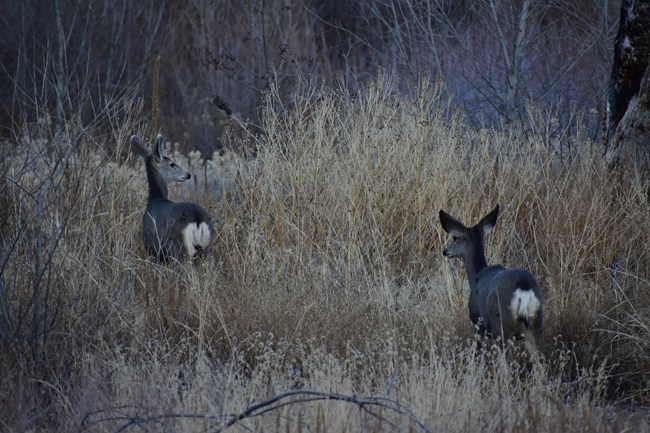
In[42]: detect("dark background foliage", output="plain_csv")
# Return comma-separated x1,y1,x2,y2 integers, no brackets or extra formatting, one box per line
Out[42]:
0,0,618,154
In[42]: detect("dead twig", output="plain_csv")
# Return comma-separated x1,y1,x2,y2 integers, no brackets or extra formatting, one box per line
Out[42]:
218,389,432,433
80,389,433,433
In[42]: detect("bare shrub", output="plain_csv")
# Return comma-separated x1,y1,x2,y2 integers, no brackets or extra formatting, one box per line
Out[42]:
0,0,618,154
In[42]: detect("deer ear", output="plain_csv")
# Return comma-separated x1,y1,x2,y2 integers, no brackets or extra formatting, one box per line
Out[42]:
155,134,165,162
439,210,467,236
478,204,499,234
130,135,149,160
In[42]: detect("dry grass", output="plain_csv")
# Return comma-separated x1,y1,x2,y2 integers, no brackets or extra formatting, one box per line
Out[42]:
1,77,649,432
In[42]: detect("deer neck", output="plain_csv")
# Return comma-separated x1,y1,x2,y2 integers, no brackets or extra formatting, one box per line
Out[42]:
463,245,488,290
145,156,168,202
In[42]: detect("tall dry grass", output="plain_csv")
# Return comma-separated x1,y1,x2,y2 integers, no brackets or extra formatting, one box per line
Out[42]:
1,76,649,432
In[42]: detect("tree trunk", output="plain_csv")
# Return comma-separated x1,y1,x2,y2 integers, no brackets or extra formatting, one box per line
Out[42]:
605,0,650,167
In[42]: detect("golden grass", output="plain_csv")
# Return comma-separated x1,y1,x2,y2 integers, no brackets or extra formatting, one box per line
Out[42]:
0,76,649,432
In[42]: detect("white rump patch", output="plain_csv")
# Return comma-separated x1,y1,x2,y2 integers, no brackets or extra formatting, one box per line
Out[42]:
509,288,541,323
182,222,212,257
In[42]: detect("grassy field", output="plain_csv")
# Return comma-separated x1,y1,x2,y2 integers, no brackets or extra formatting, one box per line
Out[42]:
1,77,649,432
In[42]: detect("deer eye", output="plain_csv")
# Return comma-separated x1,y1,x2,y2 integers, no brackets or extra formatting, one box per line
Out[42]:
170,163,176,168
452,236,458,241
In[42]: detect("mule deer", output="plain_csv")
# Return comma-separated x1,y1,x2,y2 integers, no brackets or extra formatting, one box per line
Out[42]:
131,134,213,262
439,204,543,355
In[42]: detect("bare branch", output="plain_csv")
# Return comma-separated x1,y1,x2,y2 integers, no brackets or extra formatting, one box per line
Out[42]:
80,389,433,433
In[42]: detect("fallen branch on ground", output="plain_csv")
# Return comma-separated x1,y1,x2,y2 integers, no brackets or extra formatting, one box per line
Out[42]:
80,388,432,433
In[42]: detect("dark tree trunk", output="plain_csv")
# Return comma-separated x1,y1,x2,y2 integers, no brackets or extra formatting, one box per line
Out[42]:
605,0,650,167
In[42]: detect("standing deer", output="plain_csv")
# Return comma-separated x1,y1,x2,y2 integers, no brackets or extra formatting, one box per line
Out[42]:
131,134,213,262
439,204,543,355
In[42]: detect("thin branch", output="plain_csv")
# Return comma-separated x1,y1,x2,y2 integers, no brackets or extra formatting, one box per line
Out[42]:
81,389,433,433
216,389,433,433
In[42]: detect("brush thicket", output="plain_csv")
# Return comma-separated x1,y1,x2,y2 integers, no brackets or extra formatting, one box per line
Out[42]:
1,77,648,432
